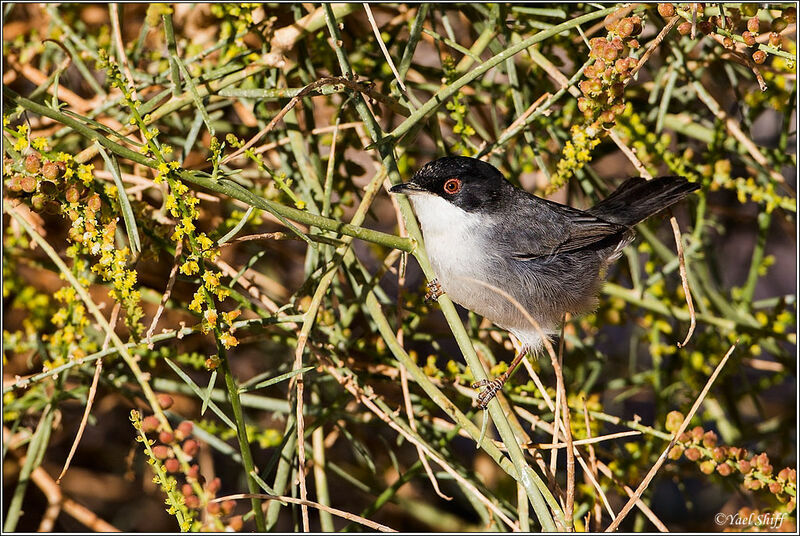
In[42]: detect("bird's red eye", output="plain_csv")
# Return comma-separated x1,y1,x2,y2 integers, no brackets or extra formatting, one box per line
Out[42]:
443,178,462,194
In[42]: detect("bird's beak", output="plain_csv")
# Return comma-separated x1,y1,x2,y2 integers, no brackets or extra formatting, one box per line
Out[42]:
389,182,425,195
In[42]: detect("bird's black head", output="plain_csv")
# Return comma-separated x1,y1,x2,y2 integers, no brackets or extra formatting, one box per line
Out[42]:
390,156,511,212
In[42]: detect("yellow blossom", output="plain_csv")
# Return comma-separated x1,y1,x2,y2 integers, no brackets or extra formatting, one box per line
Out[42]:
188,289,204,313
180,260,199,276
219,332,238,349
202,271,219,290
32,137,48,151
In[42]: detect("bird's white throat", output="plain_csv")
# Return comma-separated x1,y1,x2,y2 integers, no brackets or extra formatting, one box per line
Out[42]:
408,193,488,297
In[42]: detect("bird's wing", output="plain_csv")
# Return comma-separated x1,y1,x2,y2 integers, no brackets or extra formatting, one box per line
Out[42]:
502,197,629,261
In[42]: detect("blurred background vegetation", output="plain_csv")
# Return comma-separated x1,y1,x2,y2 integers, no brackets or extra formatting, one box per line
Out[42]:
2,2,796,532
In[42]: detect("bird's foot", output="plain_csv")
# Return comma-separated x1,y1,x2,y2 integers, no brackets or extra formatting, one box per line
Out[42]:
424,278,443,303
471,376,507,410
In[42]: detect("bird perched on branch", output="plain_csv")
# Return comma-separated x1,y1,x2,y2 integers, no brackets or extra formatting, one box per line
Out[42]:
391,156,698,408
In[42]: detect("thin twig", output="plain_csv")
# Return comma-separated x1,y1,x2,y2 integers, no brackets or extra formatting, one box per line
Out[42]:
555,317,575,531
146,241,183,348
670,216,696,347
57,303,121,484
479,92,550,158
629,16,680,81
596,461,668,532
316,353,520,531
583,403,602,532
363,4,407,92
523,430,642,450
608,129,652,179
214,493,397,532
605,343,737,531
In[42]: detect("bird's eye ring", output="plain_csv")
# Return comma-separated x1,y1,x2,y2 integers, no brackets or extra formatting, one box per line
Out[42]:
443,178,462,194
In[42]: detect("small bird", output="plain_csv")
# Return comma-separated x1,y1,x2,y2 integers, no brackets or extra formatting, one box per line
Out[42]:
390,156,699,408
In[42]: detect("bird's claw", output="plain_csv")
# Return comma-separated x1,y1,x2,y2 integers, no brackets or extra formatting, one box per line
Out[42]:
471,377,505,410
424,279,443,303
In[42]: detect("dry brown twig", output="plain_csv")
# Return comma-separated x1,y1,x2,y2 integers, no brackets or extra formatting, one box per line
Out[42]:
595,460,668,532
363,3,407,92
670,215,697,347
605,342,737,531
314,349,520,530
145,241,183,348
514,405,617,523
583,403,603,531
214,492,397,532
629,16,680,81
57,303,122,484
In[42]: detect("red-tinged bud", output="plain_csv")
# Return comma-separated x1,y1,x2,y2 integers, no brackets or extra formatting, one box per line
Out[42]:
702,430,718,448
739,460,752,473
141,415,160,433
164,458,180,473
600,110,616,124
176,420,193,440
685,447,701,461
25,154,41,174
187,463,200,480
206,502,221,515
228,516,243,531
222,500,236,515
20,175,37,193
752,50,767,64
182,439,199,457
159,431,174,444
207,477,221,494
617,18,634,38
87,194,102,211
157,393,174,410
747,17,760,34
184,494,200,509
698,21,713,35
678,21,692,36
717,463,732,476
42,161,60,181
65,186,80,204
152,445,170,459
658,4,675,18
769,32,782,47
742,31,756,46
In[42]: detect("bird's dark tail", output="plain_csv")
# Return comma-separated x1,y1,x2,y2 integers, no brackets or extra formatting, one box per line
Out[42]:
588,176,699,226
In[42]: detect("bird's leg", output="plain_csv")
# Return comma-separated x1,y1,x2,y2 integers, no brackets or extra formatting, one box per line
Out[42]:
424,278,443,303
472,347,529,410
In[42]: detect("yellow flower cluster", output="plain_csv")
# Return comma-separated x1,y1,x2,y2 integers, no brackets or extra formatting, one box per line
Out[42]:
548,123,602,193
